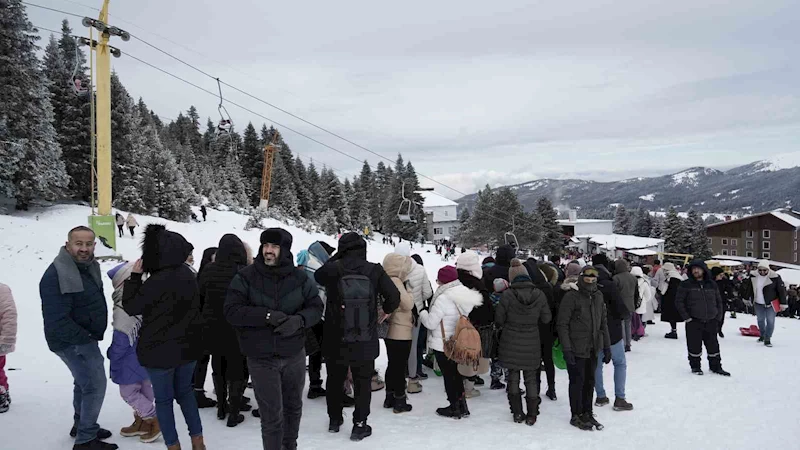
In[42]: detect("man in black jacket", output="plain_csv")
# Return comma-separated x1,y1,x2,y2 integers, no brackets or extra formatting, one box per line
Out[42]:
224,228,323,450
675,260,729,376
315,232,400,441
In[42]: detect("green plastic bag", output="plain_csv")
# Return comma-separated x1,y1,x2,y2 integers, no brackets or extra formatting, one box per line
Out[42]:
553,339,567,370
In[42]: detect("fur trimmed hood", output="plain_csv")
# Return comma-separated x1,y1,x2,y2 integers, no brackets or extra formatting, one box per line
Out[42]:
141,224,194,273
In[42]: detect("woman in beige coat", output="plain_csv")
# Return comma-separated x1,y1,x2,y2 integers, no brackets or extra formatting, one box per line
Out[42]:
382,253,415,414
0,282,17,413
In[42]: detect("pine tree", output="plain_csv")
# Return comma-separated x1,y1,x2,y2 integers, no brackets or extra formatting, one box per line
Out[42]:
319,209,339,235
306,162,322,214
454,207,472,245
293,156,313,217
358,161,378,227
1,3,68,208
268,153,300,218
110,72,144,203
686,209,711,259
240,122,262,205
324,169,350,230
631,207,653,237
662,207,689,254
464,185,496,246
140,123,193,221
535,197,563,256
613,205,630,234
373,161,391,231
650,216,663,239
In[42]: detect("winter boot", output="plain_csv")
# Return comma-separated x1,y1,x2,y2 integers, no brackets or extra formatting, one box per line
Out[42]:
194,390,217,409
469,375,485,386
166,444,181,450
583,412,604,430
251,409,260,418
120,414,145,437
393,394,413,413
665,330,678,339
71,427,112,440
459,397,470,417
490,379,506,390
139,417,162,443
545,385,557,401
212,375,228,420
328,418,344,433
371,372,385,392
524,397,539,426
72,439,119,450
465,387,481,398
407,378,423,394
764,339,773,347
0,386,8,413
226,381,246,427
417,370,428,380
350,421,372,441
191,435,206,450
692,367,704,375
595,396,610,407
436,401,463,420
307,385,326,399
383,390,395,409
613,397,634,411
570,414,593,431
711,366,731,377
508,393,524,423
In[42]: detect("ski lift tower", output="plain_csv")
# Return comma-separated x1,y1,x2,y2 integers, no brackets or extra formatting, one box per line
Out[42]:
259,134,282,209
84,0,129,251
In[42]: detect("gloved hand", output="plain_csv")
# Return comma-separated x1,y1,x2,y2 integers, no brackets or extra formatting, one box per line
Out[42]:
266,310,288,327
563,350,576,366
603,348,612,364
0,343,11,354
274,315,304,335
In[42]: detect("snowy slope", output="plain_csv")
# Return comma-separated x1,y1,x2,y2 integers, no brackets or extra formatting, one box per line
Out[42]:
2,205,800,450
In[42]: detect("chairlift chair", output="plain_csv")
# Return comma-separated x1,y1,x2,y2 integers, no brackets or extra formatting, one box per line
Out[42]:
505,231,519,250
215,78,234,137
396,182,417,223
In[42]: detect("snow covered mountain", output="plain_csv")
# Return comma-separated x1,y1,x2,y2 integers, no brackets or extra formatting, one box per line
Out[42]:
459,155,800,216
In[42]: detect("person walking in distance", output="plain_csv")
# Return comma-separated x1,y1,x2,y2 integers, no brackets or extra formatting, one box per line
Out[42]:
200,205,207,222
224,229,323,449
123,225,206,450
115,213,125,238
314,232,400,441
40,226,118,450
495,259,551,426
675,260,730,376
744,260,787,347
126,213,139,238
558,266,611,431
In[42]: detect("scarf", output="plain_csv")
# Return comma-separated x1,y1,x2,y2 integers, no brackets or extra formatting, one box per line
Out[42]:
53,247,101,294
111,287,142,346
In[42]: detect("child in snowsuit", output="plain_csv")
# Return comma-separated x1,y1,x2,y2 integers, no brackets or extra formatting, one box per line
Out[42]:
489,279,509,389
106,262,161,443
0,282,17,413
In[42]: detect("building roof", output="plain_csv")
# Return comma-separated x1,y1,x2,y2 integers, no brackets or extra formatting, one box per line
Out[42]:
417,191,458,208
707,209,800,229
557,219,613,225
777,269,800,286
712,255,800,270
628,249,659,256
576,234,664,250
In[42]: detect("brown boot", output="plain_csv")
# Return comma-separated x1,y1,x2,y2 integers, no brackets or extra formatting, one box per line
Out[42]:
139,417,162,443
120,413,145,437
167,444,181,450
191,435,206,450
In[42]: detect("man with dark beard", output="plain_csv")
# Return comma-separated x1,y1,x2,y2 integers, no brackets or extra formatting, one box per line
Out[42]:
224,229,323,450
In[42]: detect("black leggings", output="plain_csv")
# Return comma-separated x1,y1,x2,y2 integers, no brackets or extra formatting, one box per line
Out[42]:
538,327,555,389
434,351,464,403
384,339,411,396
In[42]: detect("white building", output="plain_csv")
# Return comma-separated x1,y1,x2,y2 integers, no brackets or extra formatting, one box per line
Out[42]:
570,234,665,262
418,191,460,242
557,209,614,236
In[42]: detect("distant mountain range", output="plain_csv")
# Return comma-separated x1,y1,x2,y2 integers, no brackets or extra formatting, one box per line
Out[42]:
457,154,800,218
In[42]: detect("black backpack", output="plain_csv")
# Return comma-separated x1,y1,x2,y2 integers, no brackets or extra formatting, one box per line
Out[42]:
337,262,375,343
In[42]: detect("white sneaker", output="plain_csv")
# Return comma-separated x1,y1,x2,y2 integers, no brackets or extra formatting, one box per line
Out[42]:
407,379,423,394
465,388,481,399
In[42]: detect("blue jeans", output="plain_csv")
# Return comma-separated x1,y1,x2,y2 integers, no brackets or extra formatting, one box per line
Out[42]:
146,362,203,447
54,341,107,445
755,303,776,340
595,340,626,400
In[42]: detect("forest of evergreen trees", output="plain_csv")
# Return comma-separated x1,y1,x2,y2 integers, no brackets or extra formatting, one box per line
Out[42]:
0,5,427,238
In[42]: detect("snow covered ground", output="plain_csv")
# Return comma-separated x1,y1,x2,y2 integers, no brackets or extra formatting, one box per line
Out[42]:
2,205,800,449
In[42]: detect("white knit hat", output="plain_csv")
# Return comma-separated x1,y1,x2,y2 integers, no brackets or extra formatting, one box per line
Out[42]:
757,259,771,270
395,241,411,257
456,251,483,279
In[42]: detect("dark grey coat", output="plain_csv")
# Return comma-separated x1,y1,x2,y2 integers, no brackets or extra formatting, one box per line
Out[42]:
495,279,552,371
557,282,611,359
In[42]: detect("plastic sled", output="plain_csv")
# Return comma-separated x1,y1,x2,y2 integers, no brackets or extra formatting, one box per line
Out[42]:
739,325,761,337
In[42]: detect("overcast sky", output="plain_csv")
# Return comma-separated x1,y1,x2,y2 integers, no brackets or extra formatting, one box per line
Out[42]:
27,0,800,198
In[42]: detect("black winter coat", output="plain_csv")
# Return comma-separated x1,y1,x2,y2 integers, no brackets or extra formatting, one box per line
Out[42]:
595,265,625,345
557,282,610,359
224,230,323,360
495,279,552,370
123,225,203,369
459,270,493,327
660,277,684,323
743,272,788,305
482,245,515,292
199,234,247,356
676,260,723,322
315,234,400,364
526,261,557,335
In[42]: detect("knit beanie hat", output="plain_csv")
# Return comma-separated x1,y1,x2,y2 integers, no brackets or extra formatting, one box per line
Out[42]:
592,253,609,267
710,267,724,278
107,261,134,290
493,278,509,293
508,258,530,281
395,241,411,257
565,261,582,278
757,259,771,270
456,252,482,279
437,265,459,284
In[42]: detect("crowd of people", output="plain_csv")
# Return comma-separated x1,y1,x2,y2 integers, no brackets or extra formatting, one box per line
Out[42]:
0,224,790,449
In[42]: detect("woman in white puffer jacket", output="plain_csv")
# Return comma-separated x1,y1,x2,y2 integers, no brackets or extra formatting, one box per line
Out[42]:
419,265,483,419
394,242,433,394
632,266,657,326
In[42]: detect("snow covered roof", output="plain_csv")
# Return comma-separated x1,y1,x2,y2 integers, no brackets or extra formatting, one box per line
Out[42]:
417,191,458,208
628,249,658,256
557,219,613,225
777,269,800,286
712,255,800,270
706,209,800,229
576,234,664,250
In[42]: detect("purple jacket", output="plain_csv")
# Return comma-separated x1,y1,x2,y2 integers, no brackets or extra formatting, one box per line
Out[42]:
107,330,149,385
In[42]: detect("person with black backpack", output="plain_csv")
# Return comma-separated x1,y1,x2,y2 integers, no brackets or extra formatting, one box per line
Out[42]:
314,232,401,441
224,228,323,450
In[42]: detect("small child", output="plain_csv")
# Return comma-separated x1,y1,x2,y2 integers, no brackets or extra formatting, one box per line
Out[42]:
106,262,161,443
489,278,510,390
0,282,18,413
